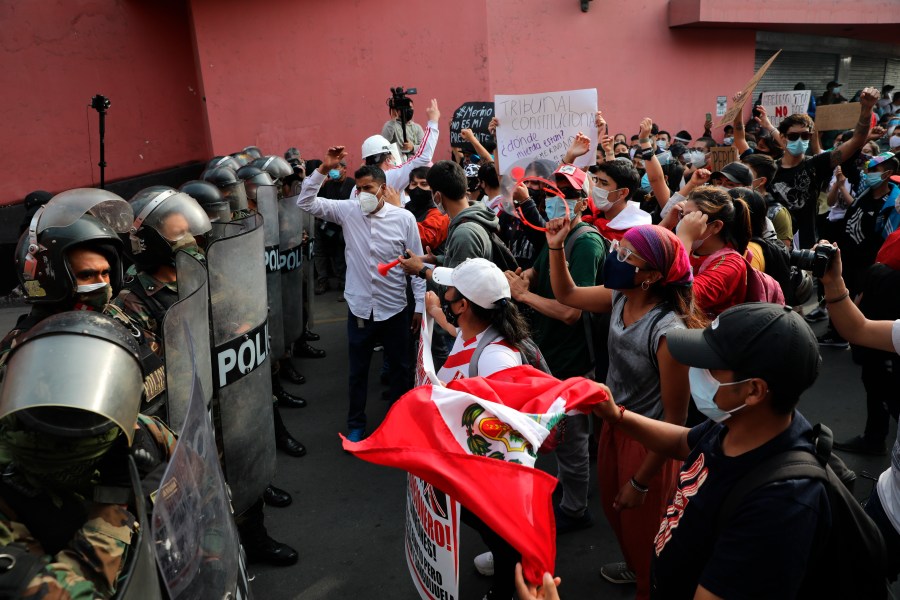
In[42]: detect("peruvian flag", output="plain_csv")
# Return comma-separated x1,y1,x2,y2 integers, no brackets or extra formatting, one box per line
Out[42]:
342,365,609,583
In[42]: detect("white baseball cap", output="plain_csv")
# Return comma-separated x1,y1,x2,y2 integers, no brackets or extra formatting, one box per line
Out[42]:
431,258,510,310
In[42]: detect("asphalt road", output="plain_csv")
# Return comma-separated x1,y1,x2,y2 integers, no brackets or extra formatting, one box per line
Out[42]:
0,293,896,600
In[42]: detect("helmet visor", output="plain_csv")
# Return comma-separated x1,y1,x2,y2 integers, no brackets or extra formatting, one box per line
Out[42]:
142,193,213,242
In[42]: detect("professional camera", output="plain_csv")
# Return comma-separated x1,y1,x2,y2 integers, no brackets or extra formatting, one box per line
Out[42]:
90,94,110,112
790,243,836,279
388,86,417,123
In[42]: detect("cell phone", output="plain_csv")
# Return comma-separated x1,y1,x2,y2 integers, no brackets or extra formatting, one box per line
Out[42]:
705,112,712,122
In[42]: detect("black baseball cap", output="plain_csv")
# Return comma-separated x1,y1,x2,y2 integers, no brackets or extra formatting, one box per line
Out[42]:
667,303,820,399
711,162,753,187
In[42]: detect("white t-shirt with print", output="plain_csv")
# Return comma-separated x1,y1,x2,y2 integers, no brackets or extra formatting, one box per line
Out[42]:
875,319,900,534
437,326,522,384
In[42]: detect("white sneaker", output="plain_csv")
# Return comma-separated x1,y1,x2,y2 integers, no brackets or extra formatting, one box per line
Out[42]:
474,551,494,576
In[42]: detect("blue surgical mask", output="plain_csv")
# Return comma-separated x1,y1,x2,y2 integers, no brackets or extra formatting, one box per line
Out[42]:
786,139,809,157
328,169,341,180
602,253,638,290
656,140,668,151
688,367,750,423
545,197,577,221
865,172,885,187
640,173,651,193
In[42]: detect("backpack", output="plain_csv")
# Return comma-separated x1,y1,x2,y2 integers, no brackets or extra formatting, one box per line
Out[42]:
457,218,519,272
468,328,551,377
700,248,785,305
751,234,814,307
564,224,609,379
718,423,889,600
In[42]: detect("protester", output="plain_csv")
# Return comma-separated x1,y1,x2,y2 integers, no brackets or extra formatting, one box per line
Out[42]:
314,158,353,297
382,98,425,160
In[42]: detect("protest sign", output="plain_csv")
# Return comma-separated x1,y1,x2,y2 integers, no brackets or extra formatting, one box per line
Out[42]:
816,103,861,131
761,90,811,127
406,475,461,600
716,50,782,128
449,102,494,153
495,88,598,173
716,96,727,117
708,146,738,173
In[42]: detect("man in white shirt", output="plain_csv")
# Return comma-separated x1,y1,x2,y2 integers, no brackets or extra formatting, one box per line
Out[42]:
298,147,425,442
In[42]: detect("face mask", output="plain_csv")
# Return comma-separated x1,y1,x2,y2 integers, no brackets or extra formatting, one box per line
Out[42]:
359,190,381,214
432,192,446,215
441,295,462,326
592,187,623,212
656,140,668,150
786,139,809,157
328,169,341,180
891,135,900,149
603,251,639,290
865,172,885,187
675,220,713,251
528,187,547,205
74,282,112,311
723,137,734,145
545,197,577,221
688,367,750,423
833,87,842,94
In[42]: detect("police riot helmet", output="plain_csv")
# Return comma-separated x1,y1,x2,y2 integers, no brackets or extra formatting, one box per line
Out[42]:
16,189,131,305
207,155,241,171
202,166,248,212
242,146,263,160
230,152,253,167
236,166,276,201
128,186,212,270
251,156,293,181
180,180,230,223
0,311,144,445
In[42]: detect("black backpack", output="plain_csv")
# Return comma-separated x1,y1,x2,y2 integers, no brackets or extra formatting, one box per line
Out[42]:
457,218,519,272
718,423,889,600
751,234,812,306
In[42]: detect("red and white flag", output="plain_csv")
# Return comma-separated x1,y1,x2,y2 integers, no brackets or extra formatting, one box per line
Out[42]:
342,365,609,583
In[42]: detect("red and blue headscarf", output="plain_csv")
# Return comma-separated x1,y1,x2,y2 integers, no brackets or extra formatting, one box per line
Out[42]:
622,224,693,287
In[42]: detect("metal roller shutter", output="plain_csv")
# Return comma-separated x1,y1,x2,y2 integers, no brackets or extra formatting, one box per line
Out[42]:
847,56,886,95
887,60,900,88
754,50,839,98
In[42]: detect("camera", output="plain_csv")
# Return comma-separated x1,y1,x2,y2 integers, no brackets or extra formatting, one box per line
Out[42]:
790,243,836,279
90,94,110,112
388,86,417,122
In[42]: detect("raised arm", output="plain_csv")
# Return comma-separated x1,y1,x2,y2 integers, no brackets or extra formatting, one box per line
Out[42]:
732,92,751,156
387,99,441,189
638,118,670,209
544,217,613,313
829,87,878,169
297,146,352,224
461,128,494,164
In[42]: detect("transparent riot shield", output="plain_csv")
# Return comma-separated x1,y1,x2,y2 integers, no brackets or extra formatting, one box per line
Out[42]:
279,195,305,345
257,185,285,358
206,213,275,516
161,251,212,432
151,338,250,600
302,208,316,329
117,456,165,600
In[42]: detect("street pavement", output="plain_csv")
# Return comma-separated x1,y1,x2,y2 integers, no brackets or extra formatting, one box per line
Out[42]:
0,293,896,599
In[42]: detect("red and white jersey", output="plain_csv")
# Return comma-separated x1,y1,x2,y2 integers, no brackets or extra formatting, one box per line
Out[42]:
437,327,522,384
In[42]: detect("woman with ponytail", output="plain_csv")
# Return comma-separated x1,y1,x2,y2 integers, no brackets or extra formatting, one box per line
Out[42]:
671,185,753,316
546,220,704,599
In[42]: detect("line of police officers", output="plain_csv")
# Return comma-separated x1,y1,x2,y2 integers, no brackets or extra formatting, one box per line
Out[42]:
0,146,321,598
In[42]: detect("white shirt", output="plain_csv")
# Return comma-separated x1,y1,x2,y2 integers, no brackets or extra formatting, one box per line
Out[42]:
298,169,425,321
385,120,438,191
437,327,522,384
607,201,652,230
875,320,900,534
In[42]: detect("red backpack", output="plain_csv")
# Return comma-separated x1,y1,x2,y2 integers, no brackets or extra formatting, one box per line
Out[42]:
700,248,785,305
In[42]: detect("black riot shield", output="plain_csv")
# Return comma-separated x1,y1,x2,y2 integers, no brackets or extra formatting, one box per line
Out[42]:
151,341,251,600
279,194,305,345
257,185,285,358
205,213,275,516
161,251,213,433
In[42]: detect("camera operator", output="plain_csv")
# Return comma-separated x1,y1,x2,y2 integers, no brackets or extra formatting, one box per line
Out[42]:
362,98,440,193
382,90,425,161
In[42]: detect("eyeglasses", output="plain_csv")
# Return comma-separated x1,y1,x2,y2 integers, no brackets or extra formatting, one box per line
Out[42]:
611,239,642,264
785,131,813,141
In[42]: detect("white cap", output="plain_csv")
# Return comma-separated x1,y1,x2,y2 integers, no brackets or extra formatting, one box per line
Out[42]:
361,135,392,159
431,258,510,309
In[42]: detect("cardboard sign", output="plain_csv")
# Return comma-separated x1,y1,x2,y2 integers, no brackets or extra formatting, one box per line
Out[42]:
760,90,811,127
495,88,598,173
816,102,862,132
449,102,495,152
716,50,782,128
405,475,461,600
708,146,738,174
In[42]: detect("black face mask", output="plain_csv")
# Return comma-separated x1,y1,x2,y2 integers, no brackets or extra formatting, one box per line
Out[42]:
528,187,547,205
406,187,434,218
441,294,463,326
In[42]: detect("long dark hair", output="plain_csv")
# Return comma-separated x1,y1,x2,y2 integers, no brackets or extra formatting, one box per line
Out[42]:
468,299,530,345
659,285,709,330
688,185,752,254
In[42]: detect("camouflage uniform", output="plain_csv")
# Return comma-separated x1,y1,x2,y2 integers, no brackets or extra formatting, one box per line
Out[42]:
105,269,178,357
0,415,176,599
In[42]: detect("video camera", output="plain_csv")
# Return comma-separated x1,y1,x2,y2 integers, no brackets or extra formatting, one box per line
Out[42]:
388,86,417,123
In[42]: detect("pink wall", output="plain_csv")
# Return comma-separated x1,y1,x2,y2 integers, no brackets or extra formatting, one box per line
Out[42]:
189,0,491,167
0,0,208,206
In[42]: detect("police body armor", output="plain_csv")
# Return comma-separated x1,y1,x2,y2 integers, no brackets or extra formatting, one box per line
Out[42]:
257,185,285,358
205,213,275,516
151,341,250,600
279,192,305,344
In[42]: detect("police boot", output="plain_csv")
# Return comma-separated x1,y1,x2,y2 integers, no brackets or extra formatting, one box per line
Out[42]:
273,379,307,408
302,328,320,342
279,358,306,385
238,499,299,567
274,405,307,457
293,340,326,359
264,483,292,508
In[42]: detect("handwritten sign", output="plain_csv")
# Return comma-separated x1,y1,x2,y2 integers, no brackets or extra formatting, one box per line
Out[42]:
716,50,782,128
405,475,461,600
495,88,598,173
816,102,861,132
708,146,738,174
450,102,494,153
760,90,811,127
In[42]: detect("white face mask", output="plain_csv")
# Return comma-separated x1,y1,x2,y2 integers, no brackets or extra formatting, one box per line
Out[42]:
76,282,109,294
891,135,900,150
592,186,622,212
656,140,668,150
358,188,382,215
723,136,734,145
688,367,751,423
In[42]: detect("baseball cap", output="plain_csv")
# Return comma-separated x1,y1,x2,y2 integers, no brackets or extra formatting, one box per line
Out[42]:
553,164,587,191
826,80,843,88
667,303,821,399
866,152,897,170
431,258,510,310
711,162,753,187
